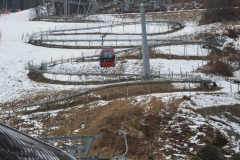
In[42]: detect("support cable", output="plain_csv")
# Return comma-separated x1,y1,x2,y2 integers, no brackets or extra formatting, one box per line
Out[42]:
111,81,138,157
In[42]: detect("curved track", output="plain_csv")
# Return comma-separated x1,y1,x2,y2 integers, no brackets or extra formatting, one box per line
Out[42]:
21,18,222,110
28,20,221,49
22,78,212,108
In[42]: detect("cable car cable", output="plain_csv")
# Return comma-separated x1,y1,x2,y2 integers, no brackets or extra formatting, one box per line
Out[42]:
111,81,138,157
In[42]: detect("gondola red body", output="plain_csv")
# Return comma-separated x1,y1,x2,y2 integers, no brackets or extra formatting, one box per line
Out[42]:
99,48,116,67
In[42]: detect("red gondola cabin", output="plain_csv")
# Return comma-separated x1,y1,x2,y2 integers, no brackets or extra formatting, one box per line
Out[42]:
99,48,116,67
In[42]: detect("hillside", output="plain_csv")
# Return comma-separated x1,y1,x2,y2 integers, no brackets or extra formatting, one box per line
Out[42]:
0,7,240,160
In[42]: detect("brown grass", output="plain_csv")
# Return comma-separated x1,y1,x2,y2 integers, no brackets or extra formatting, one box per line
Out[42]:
27,72,139,85
115,10,203,23
3,90,222,159
1,81,218,114
200,58,233,77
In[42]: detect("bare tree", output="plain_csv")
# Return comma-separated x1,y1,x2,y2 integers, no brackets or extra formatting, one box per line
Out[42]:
201,0,235,24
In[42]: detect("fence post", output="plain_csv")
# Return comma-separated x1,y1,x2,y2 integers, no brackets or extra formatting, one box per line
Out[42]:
230,82,232,93
106,88,108,100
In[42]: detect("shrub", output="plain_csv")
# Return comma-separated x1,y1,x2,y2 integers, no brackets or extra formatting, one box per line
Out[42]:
140,124,151,137
222,26,240,39
148,154,154,159
196,144,225,160
183,95,191,100
200,0,235,24
224,46,239,55
202,58,233,77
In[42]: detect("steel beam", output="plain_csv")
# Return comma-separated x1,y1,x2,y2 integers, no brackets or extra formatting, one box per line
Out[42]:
140,3,151,79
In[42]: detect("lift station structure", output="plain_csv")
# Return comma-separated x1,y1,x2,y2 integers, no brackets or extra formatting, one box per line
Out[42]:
36,0,99,18
120,0,165,12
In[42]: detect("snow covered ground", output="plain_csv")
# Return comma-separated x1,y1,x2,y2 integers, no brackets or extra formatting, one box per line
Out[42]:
0,11,97,103
0,9,240,105
1,9,240,158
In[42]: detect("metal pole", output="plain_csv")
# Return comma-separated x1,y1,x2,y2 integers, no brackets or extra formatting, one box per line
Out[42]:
64,0,67,16
106,88,108,100
51,0,56,16
6,0,8,12
140,3,151,79
68,0,70,16
101,35,106,49
230,82,232,93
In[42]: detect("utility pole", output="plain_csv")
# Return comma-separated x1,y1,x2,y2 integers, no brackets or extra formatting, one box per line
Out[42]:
100,34,106,49
140,3,151,79
5,0,8,11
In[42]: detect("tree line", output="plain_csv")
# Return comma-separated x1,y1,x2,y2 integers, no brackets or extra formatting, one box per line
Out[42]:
201,0,240,24
0,0,39,11
1,0,240,24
